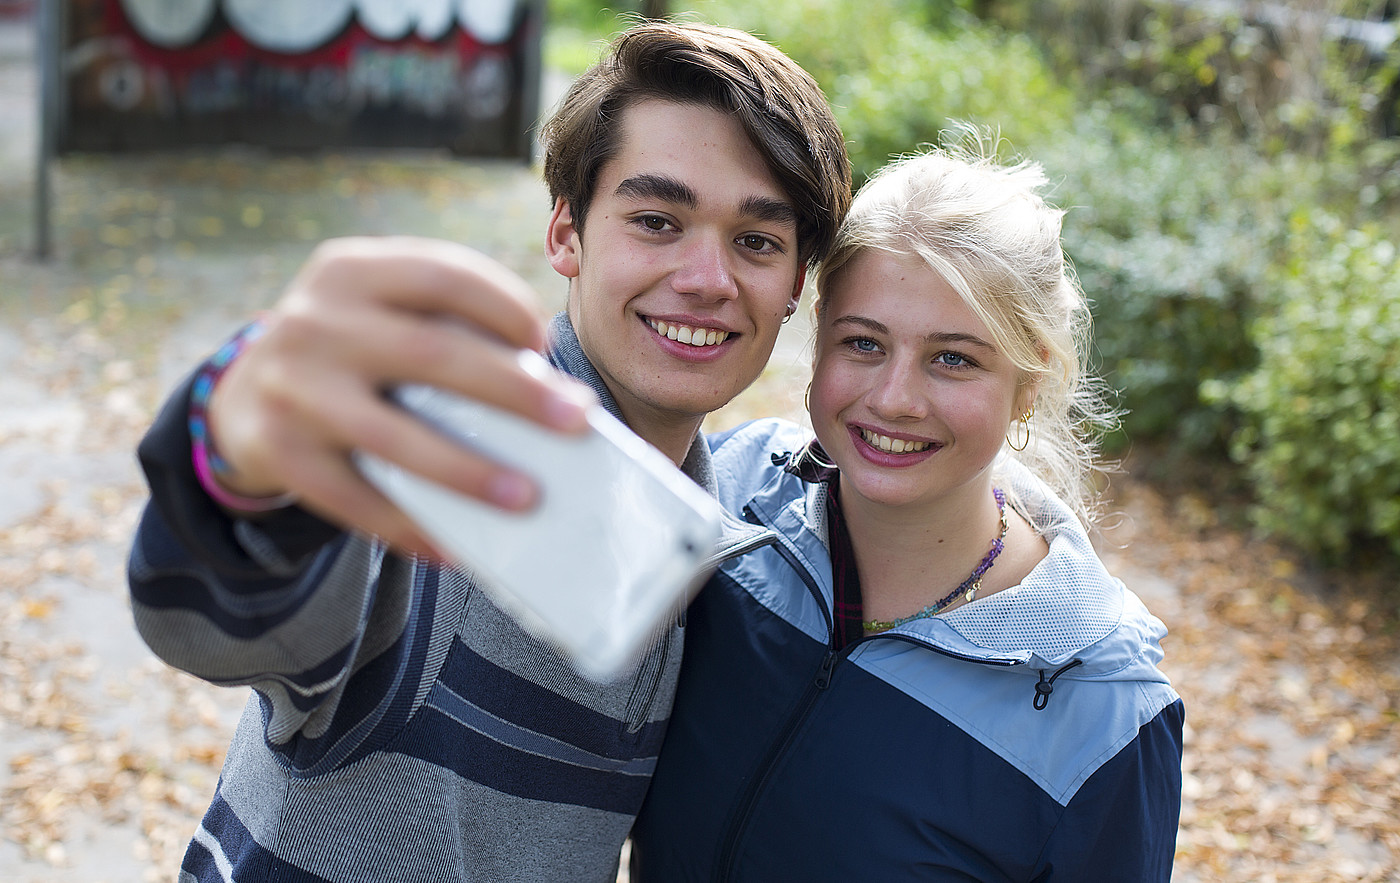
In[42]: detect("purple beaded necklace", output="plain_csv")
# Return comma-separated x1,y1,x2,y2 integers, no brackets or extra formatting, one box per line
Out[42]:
862,487,1009,633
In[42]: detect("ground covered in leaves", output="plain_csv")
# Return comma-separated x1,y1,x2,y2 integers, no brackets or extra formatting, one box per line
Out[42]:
2,31,1398,883
1096,474,1400,881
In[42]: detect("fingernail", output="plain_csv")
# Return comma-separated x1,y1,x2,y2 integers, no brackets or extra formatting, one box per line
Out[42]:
489,471,537,511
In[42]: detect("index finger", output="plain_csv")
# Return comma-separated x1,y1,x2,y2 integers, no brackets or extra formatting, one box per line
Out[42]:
299,236,548,353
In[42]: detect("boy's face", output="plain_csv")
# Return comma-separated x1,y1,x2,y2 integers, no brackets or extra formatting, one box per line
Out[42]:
547,99,804,442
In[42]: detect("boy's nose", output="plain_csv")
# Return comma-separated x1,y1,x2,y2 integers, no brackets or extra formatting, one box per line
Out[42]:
672,235,739,301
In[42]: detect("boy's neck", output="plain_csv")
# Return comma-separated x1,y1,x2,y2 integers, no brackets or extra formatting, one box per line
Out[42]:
617,405,705,466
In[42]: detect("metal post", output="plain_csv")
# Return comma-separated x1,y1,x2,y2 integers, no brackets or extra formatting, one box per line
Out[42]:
33,0,58,261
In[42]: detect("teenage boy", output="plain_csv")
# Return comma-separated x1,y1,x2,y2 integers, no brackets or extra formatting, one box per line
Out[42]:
128,21,851,883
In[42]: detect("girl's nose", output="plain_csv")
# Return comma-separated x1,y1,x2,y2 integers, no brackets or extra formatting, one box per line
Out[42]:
866,360,929,420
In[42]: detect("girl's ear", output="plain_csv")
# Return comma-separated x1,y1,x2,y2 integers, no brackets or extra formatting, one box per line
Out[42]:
1015,377,1041,421
545,197,581,279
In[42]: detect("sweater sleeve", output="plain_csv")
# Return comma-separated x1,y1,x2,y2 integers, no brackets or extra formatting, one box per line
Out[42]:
1037,698,1185,881
126,370,413,758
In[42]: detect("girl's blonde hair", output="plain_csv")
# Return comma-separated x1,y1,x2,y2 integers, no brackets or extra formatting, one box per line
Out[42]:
814,130,1118,526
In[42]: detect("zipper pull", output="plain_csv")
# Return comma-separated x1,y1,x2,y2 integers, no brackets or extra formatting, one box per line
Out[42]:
814,651,838,689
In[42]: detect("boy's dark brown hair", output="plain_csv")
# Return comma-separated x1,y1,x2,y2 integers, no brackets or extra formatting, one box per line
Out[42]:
540,21,852,268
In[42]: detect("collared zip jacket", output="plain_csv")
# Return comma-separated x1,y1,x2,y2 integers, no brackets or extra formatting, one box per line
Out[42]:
631,419,1184,882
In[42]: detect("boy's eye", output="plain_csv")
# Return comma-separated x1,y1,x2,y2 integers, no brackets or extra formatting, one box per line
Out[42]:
740,234,775,252
641,216,670,231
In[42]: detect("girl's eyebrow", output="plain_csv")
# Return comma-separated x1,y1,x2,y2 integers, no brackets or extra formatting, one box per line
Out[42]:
831,314,890,336
831,314,995,350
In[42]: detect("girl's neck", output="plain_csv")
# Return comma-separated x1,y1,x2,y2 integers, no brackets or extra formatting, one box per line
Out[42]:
839,479,1007,619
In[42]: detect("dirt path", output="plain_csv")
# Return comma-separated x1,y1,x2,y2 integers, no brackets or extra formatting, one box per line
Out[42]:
2,16,1397,883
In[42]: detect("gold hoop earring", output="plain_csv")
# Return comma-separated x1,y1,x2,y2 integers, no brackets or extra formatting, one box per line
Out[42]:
1007,406,1034,452
803,382,812,414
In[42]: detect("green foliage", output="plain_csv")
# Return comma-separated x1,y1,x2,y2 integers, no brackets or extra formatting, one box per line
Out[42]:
542,1,644,74
1032,108,1296,454
689,0,1076,180
1206,215,1400,560
986,0,1400,206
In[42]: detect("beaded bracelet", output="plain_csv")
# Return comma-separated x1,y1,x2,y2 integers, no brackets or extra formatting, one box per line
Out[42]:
188,318,298,513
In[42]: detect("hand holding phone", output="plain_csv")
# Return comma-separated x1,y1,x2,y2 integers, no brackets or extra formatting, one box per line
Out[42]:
356,382,722,680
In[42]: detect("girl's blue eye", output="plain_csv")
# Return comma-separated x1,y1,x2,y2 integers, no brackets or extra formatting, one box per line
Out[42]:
936,352,970,367
852,338,880,352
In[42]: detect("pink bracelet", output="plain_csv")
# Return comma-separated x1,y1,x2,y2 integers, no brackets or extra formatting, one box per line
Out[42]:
188,319,298,514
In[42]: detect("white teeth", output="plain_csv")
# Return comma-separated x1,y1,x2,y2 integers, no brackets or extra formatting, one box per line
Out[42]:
861,428,932,454
650,320,730,348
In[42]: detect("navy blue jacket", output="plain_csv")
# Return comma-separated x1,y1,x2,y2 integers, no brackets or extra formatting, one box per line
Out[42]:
631,419,1184,882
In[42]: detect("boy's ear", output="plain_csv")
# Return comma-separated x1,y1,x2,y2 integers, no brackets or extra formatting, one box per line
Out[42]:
545,197,581,279
789,266,807,310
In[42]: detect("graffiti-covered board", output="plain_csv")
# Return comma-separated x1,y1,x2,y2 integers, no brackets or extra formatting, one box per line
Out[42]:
58,0,542,159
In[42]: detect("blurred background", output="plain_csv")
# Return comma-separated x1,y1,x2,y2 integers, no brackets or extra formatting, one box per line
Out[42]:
1,1,1398,880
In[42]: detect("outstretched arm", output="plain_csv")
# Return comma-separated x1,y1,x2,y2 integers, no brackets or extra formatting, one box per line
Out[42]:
205,235,595,556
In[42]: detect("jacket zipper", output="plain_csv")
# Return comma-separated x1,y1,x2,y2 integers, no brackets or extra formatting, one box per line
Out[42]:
713,500,1086,877
701,525,781,571
714,509,840,881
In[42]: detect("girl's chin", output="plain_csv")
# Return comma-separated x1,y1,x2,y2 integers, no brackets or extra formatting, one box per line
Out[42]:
836,471,933,508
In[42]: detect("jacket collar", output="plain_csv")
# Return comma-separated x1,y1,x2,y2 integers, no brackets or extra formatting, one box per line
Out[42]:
739,441,1163,677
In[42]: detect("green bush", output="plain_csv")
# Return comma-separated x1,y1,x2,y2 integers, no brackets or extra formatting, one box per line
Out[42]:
1207,214,1400,559
545,0,1077,169
1034,109,1293,454
691,0,1076,180
987,0,1400,177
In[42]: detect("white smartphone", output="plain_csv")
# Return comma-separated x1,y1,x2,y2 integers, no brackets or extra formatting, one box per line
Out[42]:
356,382,723,680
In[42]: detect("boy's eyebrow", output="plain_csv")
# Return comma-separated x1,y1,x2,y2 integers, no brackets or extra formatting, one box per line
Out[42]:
614,175,798,228
738,195,798,228
615,174,697,209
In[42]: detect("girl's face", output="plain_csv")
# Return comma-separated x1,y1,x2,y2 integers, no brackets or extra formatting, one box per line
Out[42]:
809,250,1031,514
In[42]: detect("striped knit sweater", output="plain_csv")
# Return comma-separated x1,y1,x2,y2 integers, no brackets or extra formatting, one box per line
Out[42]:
128,315,727,882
